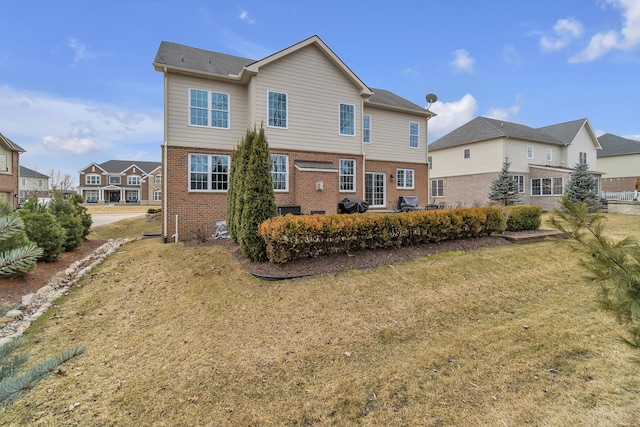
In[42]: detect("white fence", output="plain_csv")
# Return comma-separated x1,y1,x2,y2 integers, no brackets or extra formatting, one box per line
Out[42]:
602,190,638,201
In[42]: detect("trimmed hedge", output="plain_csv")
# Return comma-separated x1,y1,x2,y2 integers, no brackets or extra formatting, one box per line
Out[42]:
258,207,506,263
505,205,542,232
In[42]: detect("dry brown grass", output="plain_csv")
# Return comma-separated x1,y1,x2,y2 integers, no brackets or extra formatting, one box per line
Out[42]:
2,214,640,426
84,204,152,215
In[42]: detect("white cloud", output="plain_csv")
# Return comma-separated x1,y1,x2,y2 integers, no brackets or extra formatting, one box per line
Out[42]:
539,18,584,51
238,9,255,25
486,95,522,121
570,0,640,62
42,135,102,155
451,49,475,73
68,37,95,62
428,94,479,140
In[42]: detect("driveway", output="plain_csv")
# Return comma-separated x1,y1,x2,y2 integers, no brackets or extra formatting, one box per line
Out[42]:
91,213,145,227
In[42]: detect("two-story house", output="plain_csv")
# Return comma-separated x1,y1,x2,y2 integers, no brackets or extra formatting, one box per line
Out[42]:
597,133,640,194
77,160,162,205
428,116,602,211
0,132,26,210
19,166,50,202
153,35,435,242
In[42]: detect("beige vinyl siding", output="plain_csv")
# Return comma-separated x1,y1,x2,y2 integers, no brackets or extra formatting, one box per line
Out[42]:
565,126,599,168
0,146,11,173
429,139,503,178
362,106,427,163
504,140,563,170
598,154,640,178
166,74,247,150
248,45,364,155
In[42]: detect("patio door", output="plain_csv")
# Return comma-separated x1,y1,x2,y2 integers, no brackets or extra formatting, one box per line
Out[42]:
365,172,386,207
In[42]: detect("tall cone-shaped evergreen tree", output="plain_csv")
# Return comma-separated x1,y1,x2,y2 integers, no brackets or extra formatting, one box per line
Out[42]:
238,125,277,261
488,158,522,206
227,128,256,242
566,162,600,212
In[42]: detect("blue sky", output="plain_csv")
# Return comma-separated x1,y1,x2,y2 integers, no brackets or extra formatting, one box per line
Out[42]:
1,0,639,185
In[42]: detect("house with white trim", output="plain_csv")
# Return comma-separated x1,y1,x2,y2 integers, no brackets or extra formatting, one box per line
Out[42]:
597,133,640,195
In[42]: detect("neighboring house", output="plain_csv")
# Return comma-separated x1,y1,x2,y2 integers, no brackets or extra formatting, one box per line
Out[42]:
597,133,640,193
153,35,435,242
19,166,50,202
428,117,602,211
77,160,162,205
0,132,25,210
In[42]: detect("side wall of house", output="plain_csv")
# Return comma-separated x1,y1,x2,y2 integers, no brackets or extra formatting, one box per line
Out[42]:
598,154,640,180
565,126,599,168
365,160,429,210
0,148,19,208
429,139,503,179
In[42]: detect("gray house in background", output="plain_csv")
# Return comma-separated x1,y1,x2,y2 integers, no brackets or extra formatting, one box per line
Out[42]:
597,133,640,193
428,117,602,211
19,166,50,202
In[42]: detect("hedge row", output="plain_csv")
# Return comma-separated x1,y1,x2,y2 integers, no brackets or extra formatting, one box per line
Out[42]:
258,207,507,264
505,205,542,232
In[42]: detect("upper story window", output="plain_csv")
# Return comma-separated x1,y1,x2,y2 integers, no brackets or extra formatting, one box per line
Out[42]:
189,89,229,128
546,149,552,163
268,91,287,128
86,174,100,185
21,178,26,186
396,168,415,189
463,148,470,159
0,154,8,172
189,154,230,191
339,159,355,192
428,155,433,170
339,104,355,136
38,179,43,188
270,154,288,191
154,174,162,184
109,176,121,185
409,122,419,148
527,146,534,160
579,152,587,165
128,175,141,186
363,115,371,143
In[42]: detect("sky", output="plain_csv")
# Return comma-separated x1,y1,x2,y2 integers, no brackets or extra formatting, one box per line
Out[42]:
1,0,639,187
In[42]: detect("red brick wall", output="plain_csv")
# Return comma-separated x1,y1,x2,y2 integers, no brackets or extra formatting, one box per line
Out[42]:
602,177,640,192
365,159,429,209
0,152,20,209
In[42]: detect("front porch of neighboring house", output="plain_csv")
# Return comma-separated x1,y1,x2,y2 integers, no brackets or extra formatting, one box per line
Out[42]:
82,185,140,204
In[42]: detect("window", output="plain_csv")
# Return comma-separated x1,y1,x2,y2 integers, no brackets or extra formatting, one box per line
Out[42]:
593,177,600,195
546,149,552,162
339,159,355,192
365,172,385,207
153,190,162,201
463,148,470,159
155,174,162,185
527,146,534,160
38,179,43,188
511,175,525,193
128,175,141,185
126,190,139,202
579,152,587,165
21,178,26,186
189,89,229,128
86,174,100,185
428,156,433,170
363,115,371,143
409,122,419,148
189,154,230,191
85,190,99,201
109,176,121,185
0,154,7,172
270,154,288,191
339,103,355,136
396,168,414,189
531,177,563,196
268,91,287,128
431,179,444,197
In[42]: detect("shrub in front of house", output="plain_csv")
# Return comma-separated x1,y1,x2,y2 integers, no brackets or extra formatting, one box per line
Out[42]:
16,210,66,262
48,196,84,251
259,207,506,263
505,205,542,232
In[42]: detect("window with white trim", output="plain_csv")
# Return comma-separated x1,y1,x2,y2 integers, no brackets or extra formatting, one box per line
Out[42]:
126,190,139,202
21,178,26,186
339,103,355,136
268,91,287,128
431,179,444,197
86,174,100,185
339,159,355,192
85,190,99,201
109,176,121,185
546,149,552,162
463,148,470,159
511,175,525,193
409,122,419,148
128,175,141,185
153,190,162,201
189,154,230,191
189,89,229,128
531,177,563,196
363,115,371,143
38,179,43,188
527,146,533,160
0,154,7,172
579,152,587,165
155,174,162,184
396,168,414,189
428,156,433,170
270,154,288,191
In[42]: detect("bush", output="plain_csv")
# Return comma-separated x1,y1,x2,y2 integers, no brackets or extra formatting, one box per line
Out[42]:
68,194,92,238
16,210,66,262
48,195,84,251
505,205,542,232
147,208,162,214
0,202,33,255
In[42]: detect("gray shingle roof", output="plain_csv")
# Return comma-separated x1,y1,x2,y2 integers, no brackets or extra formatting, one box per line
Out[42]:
98,160,161,174
0,132,26,152
19,166,49,179
429,116,564,151
597,133,640,157
368,88,433,116
537,118,588,144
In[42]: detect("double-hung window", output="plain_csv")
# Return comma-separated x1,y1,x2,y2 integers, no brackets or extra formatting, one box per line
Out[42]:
396,168,414,189
189,89,229,128
339,159,356,192
339,103,355,136
431,179,444,197
363,115,371,143
268,91,287,128
546,149,553,163
579,152,587,165
153,190,162,201
86,174,100,185
155,174,162,184
511,175,525,193
189,154,230,191
409,122,419,148
463,148,470,159
0,154,7,172
270,154,288,191
527,146,534,160
128,175,141,186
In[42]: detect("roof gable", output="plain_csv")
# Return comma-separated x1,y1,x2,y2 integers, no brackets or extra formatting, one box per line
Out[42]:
538,118,601,149
19,166,49,179
0,132,26,152
99,160,162,174
597,133,640,157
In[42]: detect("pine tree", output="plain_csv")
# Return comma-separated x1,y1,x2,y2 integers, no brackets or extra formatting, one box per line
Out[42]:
238,126,277,261
550,195,640,361
0,210,42,278
228,129,256,243
488,158,522,206
566,162,600,212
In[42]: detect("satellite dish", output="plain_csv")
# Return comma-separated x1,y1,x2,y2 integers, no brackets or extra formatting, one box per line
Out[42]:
426,93,438,104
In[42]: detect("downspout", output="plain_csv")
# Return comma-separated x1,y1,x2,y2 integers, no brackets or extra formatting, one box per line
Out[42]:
361,99,366,199
162,68,169,243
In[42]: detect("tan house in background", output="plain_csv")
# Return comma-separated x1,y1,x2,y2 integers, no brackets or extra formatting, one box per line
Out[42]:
77,160,162,205
19,166,50,202
153,35,435,242
0,132,25,210
597,133,640,194
428,117,602,211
